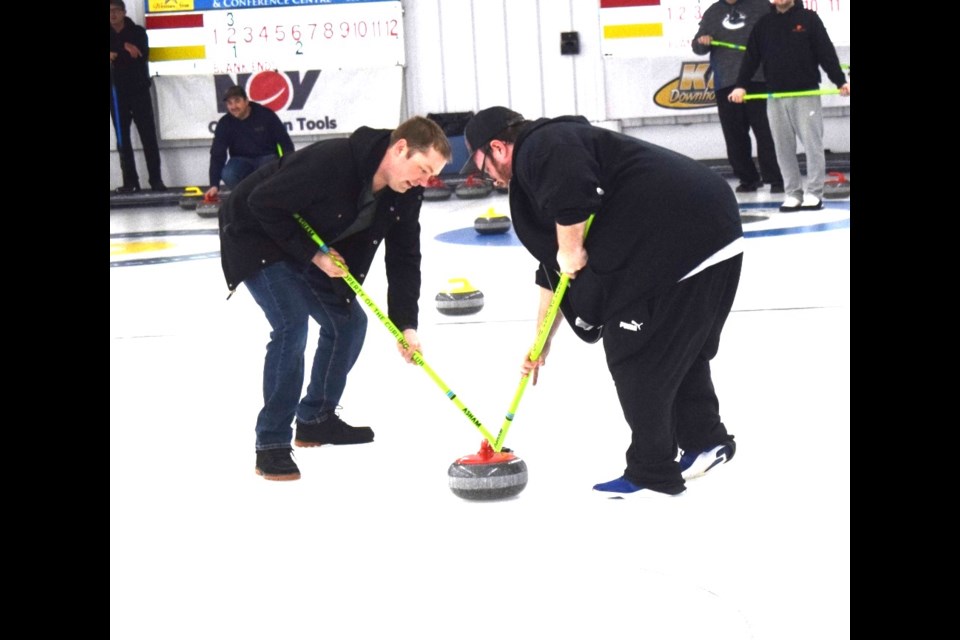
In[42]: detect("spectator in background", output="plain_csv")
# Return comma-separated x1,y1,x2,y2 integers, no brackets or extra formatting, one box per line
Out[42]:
729,0,849,212
110,0,166,193
692,0,783,194
205,86,295,200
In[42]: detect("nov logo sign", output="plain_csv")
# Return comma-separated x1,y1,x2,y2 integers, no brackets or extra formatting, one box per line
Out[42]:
213,70,321,113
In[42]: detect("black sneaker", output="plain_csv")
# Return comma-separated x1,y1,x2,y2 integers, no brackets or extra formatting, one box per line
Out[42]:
255,448,301,480
735,180,763,193
295,413,375,447
150,181,168,192
115,184,141,194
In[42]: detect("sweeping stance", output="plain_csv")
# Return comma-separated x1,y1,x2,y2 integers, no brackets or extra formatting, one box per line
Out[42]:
218,116,451,481
461,107,742,498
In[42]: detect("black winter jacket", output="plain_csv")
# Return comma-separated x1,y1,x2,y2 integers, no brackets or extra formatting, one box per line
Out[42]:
691,0,771,89
508,116,742,338
735,2,847,92
109,17,152,98
209,102,296,188
218,127,424,330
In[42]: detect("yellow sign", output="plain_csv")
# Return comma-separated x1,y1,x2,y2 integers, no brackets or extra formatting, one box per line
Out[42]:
148,0,195,12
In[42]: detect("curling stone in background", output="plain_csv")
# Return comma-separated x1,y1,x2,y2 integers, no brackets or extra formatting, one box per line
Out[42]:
823,171,850,199
423,175,453,201
179,186,204,210
474,207,511,235
448,440,528,501
196,191,227,218
455,174,493,199
435,278,484,316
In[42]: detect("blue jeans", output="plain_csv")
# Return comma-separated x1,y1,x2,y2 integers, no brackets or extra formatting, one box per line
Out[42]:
244,261,368,451
222,154,277,189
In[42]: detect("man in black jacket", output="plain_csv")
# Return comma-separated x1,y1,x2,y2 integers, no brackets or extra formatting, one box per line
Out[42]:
729,0,849,212
205,85,296,200
461,107,742,498
219,116,451,481
109,0,166,192
692,0,783,193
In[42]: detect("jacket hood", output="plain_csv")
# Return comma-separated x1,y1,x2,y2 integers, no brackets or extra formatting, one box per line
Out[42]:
348,126,392,181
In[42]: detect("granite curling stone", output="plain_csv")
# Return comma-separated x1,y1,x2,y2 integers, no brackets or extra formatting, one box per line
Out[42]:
455,174,493,199
196,192,225,218
823,171,850,199
448,440,528,501
179,186,204,210
423,175,453,201
474,207,512,235
436,278,484,316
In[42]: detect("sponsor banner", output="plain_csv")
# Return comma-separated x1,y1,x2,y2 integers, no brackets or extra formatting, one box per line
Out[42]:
605,54,849,118
154,66,402,140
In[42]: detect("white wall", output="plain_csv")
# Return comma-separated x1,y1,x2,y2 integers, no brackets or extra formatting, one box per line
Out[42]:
111,0,850,189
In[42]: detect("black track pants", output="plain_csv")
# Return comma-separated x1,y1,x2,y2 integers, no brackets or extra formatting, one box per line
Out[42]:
602,253,742,493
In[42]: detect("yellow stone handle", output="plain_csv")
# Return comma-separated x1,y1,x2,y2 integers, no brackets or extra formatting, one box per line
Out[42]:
446,278,476,294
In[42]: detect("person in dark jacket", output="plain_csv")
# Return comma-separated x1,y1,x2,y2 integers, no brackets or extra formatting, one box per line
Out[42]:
460,107,742,498
205,85,296,200
729,0,849,212
692,0,783,193
219,116,451,481
109,0,166,192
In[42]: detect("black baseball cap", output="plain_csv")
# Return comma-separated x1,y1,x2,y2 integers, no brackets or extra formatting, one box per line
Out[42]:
459,106,525,175
222,85,247,101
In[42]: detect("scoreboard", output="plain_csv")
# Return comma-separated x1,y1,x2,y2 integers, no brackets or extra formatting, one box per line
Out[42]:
144,0,405,76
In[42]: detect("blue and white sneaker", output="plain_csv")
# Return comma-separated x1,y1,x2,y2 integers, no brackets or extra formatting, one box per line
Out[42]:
679,440,736,480
592,476,685,499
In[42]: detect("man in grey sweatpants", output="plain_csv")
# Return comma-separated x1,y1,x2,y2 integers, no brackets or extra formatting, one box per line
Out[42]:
729,0,849,212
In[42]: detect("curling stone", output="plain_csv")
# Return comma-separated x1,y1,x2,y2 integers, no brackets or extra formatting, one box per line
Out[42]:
179,186,204,210
448,440,528,501
823,171,850,199
474,207,512,235
435,278,484,316
423,175,453,201
196,191,227,218
455,174,493,199
740,213,770,225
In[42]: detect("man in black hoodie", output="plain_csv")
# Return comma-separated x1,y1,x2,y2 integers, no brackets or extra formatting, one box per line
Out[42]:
109,0,166,192
692,0,783,194
729,0,849,212
219,116,451,481
205,85,296,201
460,107,742,499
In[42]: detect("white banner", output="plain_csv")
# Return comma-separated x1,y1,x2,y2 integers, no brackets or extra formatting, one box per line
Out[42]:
605,47,850,118
153,66,402,140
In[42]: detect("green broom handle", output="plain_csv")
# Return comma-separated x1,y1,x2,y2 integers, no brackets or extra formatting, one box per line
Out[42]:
710,40,745,51
493,214,595,452
743,88,842,100
294,213,498,447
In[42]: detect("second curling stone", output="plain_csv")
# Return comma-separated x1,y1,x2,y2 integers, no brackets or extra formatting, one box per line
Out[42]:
435,278,484,316
474,207,511,235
